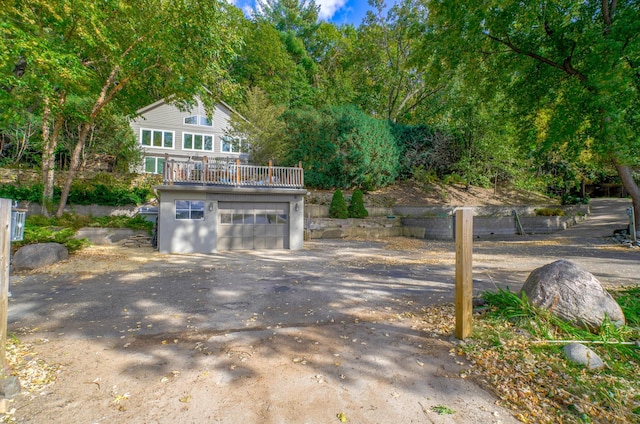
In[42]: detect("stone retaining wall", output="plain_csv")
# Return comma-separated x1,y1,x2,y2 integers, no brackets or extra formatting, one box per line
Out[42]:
306,204,589,240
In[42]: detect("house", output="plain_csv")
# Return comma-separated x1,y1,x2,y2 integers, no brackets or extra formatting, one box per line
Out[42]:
130,97,246,174
131,98,306,253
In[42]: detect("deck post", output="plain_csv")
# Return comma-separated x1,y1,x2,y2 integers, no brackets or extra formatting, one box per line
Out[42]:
268,160,273,185
455,208,473,340
163,153,169,184
0,198,11,378
236,159,241,185
202,156,208,183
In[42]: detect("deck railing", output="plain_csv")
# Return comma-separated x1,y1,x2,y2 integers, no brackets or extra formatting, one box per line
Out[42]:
162,155,304,189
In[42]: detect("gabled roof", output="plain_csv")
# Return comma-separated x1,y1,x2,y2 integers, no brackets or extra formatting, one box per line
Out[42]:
135,97,244,122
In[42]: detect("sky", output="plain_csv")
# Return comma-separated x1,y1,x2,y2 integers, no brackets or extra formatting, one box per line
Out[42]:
233,0,374,27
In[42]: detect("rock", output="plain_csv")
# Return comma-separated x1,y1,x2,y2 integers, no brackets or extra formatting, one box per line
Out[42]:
0,376,21,398
521,259,625,331
563,343,605,369
12,242,69,271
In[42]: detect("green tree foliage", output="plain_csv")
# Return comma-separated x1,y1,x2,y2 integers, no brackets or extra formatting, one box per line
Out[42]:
226,87,287,165
255,0,320,40
354,0,439,123
231,21,300,106
425,0,640,231
348,189,368,218
307,23,359,108
251,0,320,108
2,0,243,216
284,105,399,189
329,189,348,218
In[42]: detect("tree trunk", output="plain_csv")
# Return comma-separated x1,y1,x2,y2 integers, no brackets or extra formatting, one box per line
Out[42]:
40,95,65,217
615,163,640,238
55,122,91,217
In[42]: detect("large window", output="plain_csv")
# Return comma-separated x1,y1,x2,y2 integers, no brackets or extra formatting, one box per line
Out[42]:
222,136,242,153
184,115,212,127
183,132,213,152
144,156,165,174
175,200,205,220
141,129,174,148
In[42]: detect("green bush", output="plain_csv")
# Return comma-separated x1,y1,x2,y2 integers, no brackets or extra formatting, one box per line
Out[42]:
561,194,590,205
348,189,368,218
329,189,349,218
284,105,399,190
535,208,565,216
89,214,153,232
0,181,152,206
16,226,89,253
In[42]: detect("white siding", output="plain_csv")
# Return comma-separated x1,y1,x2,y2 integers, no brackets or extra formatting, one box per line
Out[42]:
131,98,245,173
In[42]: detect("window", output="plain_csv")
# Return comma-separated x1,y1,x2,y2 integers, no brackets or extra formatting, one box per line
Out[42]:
141,129,174,149
144,156,165,174
222,136,242,153
183,132,213,152
175,200,205,220
184,115,213,127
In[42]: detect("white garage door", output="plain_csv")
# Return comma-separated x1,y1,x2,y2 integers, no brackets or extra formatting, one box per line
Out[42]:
217,202,289,250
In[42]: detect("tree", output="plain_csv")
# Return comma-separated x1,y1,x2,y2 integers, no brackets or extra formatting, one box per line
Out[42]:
284,105,399,189
226,87,287,165
2,0,243,217
348,189,368,218
329,189,349,218
231,21,299,106
425,0,640,235
354,0,441,123
255,0,320,41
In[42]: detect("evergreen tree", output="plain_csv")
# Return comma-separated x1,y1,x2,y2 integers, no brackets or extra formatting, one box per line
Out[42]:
329,189,348,218
348,189,368,218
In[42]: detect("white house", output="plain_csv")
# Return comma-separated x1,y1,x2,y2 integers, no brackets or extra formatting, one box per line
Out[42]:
130,98,246,174
131,97,306,253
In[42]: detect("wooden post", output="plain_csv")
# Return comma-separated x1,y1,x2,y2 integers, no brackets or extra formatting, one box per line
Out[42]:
268,160,273,185
0,198,11,377
202,156,208,183
235,159,241,185
455,208,473,340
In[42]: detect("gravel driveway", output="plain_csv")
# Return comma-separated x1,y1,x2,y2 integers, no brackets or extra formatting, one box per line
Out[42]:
6,198,638,423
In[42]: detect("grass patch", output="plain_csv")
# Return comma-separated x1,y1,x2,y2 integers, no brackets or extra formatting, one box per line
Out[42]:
13,213,153,253
459,288,640,423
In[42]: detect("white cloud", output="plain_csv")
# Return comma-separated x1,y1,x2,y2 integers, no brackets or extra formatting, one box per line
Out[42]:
232,0,349,22
316,0,349,20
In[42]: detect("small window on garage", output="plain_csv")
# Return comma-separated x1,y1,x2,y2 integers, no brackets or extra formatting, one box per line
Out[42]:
175,200,205,220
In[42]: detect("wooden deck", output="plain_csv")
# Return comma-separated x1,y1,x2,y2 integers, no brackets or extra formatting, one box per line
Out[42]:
162,156,304,189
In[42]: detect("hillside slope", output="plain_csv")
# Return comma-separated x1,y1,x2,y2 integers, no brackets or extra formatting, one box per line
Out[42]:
306,180,556,208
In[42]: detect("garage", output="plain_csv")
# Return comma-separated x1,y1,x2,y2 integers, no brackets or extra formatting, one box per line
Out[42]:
154,184,305,254
217,202,289,250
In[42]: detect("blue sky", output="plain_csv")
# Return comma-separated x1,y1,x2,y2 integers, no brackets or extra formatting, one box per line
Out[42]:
233,0,374,27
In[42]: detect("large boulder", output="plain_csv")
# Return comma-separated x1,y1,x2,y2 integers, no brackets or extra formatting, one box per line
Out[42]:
521,259,625,331
12,242,69,271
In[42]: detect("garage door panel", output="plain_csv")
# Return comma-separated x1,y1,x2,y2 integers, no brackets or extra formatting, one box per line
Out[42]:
217,202,289,250
254,225,268,237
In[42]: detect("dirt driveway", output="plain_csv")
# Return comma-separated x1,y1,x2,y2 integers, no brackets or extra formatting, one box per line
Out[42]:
7,199,639,423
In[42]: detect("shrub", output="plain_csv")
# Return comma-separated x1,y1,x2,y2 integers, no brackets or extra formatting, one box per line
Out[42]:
348,189,368,218
16,226,89,253
284,105,399,189
0,181,152,206
329,190,348,218
535,208,565,217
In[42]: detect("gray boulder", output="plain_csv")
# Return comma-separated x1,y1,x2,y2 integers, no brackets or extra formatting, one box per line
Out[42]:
12,242,69,271
563,343,605,369
521,259,625,331
0,376,21,398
